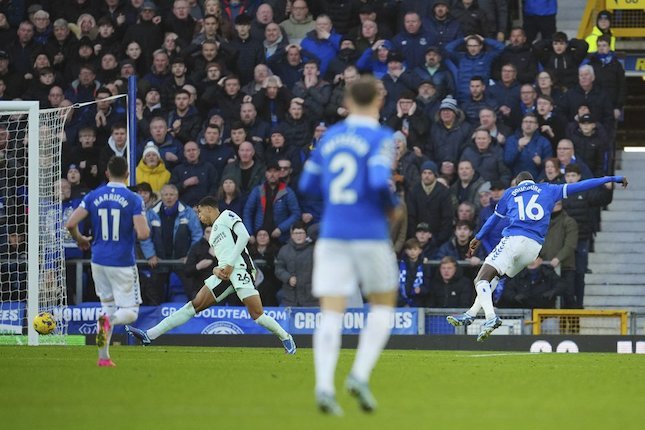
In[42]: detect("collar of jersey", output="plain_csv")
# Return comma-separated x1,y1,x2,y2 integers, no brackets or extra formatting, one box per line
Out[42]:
346,114,379,127
107,182,128,188
517,180,535,186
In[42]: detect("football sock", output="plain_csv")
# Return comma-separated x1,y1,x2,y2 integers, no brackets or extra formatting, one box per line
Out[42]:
466,276,499,317
475,280,496,320
350,305,393,382
255,313,290,341
314,310,344,395
98,301,116,360
147,302,196,340
111,307,138,326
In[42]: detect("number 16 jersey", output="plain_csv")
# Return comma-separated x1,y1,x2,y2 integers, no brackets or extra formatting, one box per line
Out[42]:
493,180,568,245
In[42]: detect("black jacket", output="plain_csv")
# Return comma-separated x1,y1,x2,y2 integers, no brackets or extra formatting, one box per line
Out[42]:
430,266,474,308
562,186,612,240
499,265,566,309
406,182,455,243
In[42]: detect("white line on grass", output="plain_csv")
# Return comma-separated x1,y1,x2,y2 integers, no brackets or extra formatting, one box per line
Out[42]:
460,353,543,358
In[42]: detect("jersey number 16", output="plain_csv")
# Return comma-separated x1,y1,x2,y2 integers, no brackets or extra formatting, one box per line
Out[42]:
513,194,545,221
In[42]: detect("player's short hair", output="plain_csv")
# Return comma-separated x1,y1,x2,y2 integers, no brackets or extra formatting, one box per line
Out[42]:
197,196,219,209
107,156,128,179
564,164,582,175
515,171,534,183
346,75,379,107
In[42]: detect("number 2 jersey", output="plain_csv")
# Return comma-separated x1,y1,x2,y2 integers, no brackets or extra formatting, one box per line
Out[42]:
80,182,146,266
208,210,255,271
490,180,567,245
298,115,397,241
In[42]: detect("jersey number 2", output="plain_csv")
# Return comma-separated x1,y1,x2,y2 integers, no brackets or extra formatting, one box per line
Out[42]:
514,194,545,221
329,153,357,204
98,208,121,241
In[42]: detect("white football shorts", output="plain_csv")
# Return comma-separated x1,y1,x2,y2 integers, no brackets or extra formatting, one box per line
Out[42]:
312,239,398,298
91,263,142,308
205,267,259,302
484,235,542,278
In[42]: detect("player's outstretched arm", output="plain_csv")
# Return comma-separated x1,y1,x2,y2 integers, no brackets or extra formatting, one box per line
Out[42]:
567,175,628,195
474,212,503,243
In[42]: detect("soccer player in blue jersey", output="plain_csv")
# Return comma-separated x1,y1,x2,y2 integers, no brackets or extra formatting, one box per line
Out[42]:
299,75,401,415
447,171,628,341
66,156,150,367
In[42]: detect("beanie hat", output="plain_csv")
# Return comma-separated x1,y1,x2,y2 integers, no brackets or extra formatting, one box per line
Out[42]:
142,142,161,158
421,160,438,174
439,96,458,112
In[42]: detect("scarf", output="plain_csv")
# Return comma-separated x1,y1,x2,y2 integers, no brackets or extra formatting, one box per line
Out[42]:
596,52,614,66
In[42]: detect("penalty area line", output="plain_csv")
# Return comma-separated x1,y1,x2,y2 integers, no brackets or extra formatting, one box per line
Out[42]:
458,352,543,358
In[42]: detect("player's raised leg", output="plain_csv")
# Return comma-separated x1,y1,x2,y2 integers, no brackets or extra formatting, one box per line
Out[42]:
473,264,502,341
242,292,295,353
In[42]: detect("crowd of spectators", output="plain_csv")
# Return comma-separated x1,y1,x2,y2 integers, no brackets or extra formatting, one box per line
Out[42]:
0,0,625,310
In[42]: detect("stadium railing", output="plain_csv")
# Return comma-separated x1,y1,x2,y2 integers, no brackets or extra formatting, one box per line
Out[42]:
530,309,629,335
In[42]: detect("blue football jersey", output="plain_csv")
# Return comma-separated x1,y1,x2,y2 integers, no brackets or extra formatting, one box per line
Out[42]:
493,181,566,244
299,115,397,240
80,182,146,266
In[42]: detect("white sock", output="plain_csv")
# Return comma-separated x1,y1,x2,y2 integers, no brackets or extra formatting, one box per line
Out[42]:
313,311,344,395
467,277,499,317
350,305,393,382
475,280,496,320
147,302,196,340
255,313,290,341
111,307,138,326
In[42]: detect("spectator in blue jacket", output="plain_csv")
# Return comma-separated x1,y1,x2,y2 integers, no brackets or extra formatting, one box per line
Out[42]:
444,34,505,101
504,112,553,178
392,11,433,69
169,141,219,207
355,38,392,79
413,45,455,99
300,14,341,76
244,161,301,244
139,183,203,302
423,0,463,48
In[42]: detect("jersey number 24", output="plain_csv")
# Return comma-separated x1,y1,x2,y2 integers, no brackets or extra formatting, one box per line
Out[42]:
513,194,545,221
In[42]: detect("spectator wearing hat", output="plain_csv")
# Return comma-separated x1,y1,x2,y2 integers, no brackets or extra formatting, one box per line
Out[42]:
392,11,433,70
444,34,505,102
533,32,588,91
413,45,455,100
504,112,552,178
279,0,315,46
169,141,218,207
325,36,360,82
262,124,301,172
355,38,392,80
300,14,341,77
292,60,331,124
452,0,489,39
566,113,609,177
460,127,511,186
424,0,463,48
244,161,301,244
407,160,454,243
492,27,538,85
220,141,265,196
66,164,90,199
387,90,431,156
478,179,510,253
412,222,437,262
381,51,422,108
522,0,557,44
137,142,172,193
121,2,163,70
63,36,98,84
416,79,442,120
429,96,472,164
585,10,615,53
589,36,625,124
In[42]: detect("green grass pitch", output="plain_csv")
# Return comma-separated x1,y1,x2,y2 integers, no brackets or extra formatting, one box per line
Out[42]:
1,346,644,430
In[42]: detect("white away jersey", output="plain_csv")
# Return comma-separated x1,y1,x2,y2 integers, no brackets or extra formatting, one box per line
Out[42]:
208,210,254,270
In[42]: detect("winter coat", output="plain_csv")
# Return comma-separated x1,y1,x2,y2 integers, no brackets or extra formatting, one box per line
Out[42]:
429,110,472,163
566,125,609,177
355,48,388,79
292,80,332,123
279,14,315,45
413,62,456,99
430,266,474,308
169,160,219,207
300,30,341,76
493,44,539,84
533,38,588,90
539,209,578,270
390,201,408,255
585,26,616,53
450,175,488,206
406,182,455,243
499,265,565,309
228,36,265,85
460,144,512,186
220,160,266,196
386,110,431,155
397,257,431,307
557,84,614,133
503,132,553,178
451,1,489,38
140,201,203,260
136,160,171,193
243,182,301,243
184,238,218,293
381,69,423,108
423,15,463,49
435,236,486,261
523,0,557,16
167,107,203,144
562,186,612,241
392,26,435,69
589,52,626,109
444,37,505,101
275,239,316,306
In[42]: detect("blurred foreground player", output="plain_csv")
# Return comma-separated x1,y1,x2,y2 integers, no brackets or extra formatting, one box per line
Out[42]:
66,156,150,367
126,197,296,354
447,171,627,341
299,75,401,415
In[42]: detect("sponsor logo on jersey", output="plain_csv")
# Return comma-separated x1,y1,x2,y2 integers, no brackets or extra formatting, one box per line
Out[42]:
201,321,245,335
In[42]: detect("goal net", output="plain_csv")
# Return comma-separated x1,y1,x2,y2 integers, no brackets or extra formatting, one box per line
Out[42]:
0,102,71,345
